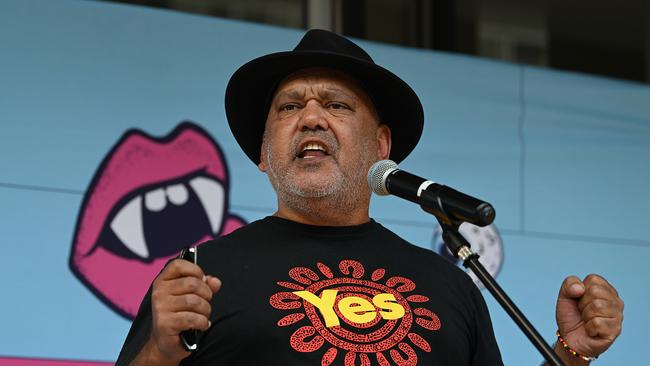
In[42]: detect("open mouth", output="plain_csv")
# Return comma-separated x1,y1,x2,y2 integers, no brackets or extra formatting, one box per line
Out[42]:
96,171,225,262
69,121,244,318
296,140,330,160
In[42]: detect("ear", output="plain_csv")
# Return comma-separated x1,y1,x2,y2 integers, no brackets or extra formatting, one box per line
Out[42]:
376,124,391,160
258,145,268,172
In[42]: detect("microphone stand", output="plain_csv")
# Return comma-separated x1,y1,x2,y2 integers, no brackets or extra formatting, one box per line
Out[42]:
439,221,565,366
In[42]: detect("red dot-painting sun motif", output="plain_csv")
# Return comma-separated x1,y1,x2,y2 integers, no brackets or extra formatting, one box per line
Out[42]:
269,259,441,366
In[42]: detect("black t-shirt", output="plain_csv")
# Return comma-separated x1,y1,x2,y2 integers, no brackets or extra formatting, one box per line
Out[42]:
116,216,503,366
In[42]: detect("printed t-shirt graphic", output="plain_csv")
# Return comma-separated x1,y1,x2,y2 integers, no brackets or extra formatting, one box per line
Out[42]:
116,217,503,365
270,259,441,366
69,121,245,319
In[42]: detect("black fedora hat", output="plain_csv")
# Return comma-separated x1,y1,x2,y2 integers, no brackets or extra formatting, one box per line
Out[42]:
225,29,424,165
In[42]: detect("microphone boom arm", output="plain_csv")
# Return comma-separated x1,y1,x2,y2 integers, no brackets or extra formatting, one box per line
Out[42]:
441,220,565,366
380,166,496,227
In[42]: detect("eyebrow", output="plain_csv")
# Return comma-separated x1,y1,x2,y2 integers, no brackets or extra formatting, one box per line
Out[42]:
274,88,306,102
317,87,356,102
274,85,357,101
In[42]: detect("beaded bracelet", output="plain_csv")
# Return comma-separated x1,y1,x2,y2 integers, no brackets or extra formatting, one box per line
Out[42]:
556,330,598,362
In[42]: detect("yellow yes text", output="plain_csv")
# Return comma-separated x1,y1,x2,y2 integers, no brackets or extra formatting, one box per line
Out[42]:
293,290,405,327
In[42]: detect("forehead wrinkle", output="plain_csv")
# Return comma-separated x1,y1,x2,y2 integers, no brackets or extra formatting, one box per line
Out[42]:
273,83,358,107
317,86,357,103
272,68,380,122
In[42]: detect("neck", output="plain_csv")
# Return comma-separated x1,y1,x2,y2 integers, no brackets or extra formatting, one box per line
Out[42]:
274,195,371,226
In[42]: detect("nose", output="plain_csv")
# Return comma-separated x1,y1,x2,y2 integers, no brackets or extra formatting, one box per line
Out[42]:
299,100,329,131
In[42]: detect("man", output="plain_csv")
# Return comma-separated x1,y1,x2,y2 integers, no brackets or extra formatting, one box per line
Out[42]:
116,30,623,366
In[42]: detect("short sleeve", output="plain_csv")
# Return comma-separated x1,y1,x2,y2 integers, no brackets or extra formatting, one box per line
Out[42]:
114,285,154,366
470,285,505,366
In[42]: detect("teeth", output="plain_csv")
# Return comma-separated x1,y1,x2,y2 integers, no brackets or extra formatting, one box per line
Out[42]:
189,177,225,234
111,179,222,259
166,184,189,205
145,184,189,211
301,143,325,153
110,195,149,258
145,188,166,212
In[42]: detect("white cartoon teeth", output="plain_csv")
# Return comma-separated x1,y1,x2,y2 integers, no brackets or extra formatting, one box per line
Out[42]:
145,188,166,212
110,196,149,259
166,183,189,205
110,177,224,259
144,184,189,211
189,176,225,234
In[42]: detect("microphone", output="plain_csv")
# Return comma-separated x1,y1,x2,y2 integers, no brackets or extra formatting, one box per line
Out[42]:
367,160,495,227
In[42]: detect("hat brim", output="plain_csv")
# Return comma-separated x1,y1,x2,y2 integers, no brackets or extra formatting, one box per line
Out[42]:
225,50,423,165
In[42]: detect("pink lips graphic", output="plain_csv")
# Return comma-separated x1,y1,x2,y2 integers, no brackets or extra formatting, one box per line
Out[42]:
69,121,245,318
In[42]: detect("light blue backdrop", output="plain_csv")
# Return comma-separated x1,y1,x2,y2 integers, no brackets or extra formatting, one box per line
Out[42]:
1,0,648,364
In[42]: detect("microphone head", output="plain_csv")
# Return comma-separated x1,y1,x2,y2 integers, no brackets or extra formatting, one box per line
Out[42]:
367,160,398,196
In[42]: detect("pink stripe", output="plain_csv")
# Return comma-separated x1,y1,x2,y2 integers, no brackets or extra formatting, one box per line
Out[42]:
0,356,113,366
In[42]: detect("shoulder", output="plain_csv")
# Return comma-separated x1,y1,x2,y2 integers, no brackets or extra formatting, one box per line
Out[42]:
372,221,476,286
196,216,274,253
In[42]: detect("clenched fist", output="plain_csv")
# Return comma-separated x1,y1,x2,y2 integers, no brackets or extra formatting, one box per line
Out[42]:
554,274,624,364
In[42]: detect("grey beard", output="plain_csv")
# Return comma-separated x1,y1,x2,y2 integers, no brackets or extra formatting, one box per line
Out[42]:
263,134,375,217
